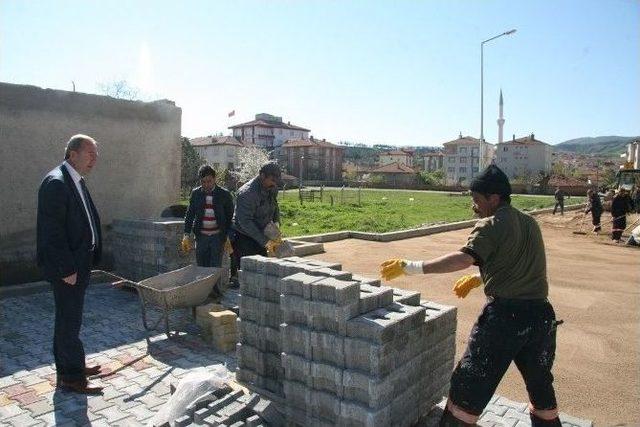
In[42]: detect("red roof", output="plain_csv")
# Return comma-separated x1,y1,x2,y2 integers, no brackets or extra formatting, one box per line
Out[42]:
281,138,343,149
190,136,247,147
501,134,549,146
228,119,310,132
443,136,481,146
370,162,416,174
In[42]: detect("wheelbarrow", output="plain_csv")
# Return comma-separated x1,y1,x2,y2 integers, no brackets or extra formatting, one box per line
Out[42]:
135,265,223,339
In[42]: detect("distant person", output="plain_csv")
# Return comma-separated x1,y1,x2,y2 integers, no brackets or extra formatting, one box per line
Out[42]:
552,187,566,215
182,165,234,268
37,135,104,395
611,188,633,242
584,189,603,233
625,224,640,247
230,162,282,283
632,187,640,214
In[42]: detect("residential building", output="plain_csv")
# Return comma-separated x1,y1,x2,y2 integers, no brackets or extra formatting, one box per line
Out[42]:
228,113,310,150
495,134,552,179
442,134,494,185
370,162,418,187
280,136,344,182
421,152,445,172
378,149,414,167
190,135,249,171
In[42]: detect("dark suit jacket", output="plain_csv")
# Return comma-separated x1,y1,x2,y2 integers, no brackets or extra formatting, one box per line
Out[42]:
184,185,234,239
37,164,102,282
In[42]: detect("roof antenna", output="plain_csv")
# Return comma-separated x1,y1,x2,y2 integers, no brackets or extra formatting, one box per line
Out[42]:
71,81,76,92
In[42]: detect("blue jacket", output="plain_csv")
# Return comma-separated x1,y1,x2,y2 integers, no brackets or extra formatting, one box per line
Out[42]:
37,164,102,282
184,185,234,239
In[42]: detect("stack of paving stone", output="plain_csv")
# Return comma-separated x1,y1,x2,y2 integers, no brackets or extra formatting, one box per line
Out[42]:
235,255,457,427
166,383,284,427
111,218,192,281
196,303,239,353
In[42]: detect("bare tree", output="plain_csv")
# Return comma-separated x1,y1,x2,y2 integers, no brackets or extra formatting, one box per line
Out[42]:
233,146,271,184
98,80,140,100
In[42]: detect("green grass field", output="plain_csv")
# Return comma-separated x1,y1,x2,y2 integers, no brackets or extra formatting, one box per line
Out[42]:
182,188,581,237
277,189,578,237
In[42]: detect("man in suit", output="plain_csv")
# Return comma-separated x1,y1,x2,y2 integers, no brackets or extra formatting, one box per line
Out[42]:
37,134,104,395
182,165,234,267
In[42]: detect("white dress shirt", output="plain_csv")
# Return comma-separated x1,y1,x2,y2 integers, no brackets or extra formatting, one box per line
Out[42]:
63,161,96,246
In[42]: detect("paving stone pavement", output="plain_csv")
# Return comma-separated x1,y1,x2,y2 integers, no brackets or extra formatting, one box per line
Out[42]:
0,283,235,427
0,282,593,427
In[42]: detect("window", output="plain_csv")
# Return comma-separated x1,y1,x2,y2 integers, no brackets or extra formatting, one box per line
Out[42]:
448,157,456,164
472,167,479,173
459,167,466,173
459,147,468,154
460,157,467,163
503,147,508,152
471,148,478,156
472,158,479,165
448,167,455,172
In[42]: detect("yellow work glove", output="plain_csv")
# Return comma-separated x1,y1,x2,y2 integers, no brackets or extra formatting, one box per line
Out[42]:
181,235,192,254
265,239,283,257
224,238,233,254
380,259,423,281
452,274,482,298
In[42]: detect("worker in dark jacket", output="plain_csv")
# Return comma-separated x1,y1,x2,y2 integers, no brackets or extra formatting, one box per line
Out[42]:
381,165,562,427
584,189,603,233
552,187,566,215
230,162,281,279
182,165,234,267
611,188,633,242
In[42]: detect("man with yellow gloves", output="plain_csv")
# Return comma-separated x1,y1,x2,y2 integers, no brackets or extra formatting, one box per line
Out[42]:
380,165,562,427
229,162,283,282
182,165,234,268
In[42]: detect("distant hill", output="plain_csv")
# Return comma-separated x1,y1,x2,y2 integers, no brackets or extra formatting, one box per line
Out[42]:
555,136,638,155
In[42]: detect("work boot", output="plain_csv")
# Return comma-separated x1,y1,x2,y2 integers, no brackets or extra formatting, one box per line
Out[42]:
438,407,477,427
530,413,562,427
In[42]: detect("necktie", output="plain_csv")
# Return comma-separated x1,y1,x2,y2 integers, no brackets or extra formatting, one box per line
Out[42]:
80,178,98,247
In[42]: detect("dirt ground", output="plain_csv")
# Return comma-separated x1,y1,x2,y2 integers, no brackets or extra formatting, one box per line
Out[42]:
311,211,640,426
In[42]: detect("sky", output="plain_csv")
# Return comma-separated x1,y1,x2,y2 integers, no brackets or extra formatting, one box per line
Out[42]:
1,0,638,147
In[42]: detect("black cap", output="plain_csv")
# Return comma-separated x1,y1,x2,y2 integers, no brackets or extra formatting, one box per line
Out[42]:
470,164,511,196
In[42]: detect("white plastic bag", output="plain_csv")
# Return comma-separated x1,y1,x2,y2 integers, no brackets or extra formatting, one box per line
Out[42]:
149,366,230,426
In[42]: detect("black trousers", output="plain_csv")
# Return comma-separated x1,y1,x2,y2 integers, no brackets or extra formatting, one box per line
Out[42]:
552,200,564,215
230,232,267,276
448,297,558,415
612,215,626,241
590,210,602,231
52,278,88,382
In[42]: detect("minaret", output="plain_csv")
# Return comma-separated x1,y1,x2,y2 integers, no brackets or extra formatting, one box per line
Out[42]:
497,89,505,144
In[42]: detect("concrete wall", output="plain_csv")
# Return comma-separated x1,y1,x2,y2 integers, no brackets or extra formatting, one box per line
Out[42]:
0,82,182,285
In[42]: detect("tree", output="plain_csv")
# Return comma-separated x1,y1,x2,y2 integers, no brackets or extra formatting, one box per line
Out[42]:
98,80,140,100
419,170,445,186
181,137,204,195
233,146,271,184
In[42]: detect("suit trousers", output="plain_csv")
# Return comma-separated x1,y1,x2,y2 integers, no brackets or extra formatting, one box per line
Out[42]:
51,277,88,382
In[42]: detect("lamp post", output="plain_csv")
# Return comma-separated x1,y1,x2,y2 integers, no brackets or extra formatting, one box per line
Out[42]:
480,29,516,170
299,155,304,190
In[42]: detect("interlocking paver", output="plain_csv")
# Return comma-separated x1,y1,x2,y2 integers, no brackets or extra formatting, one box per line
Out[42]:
4,411,42,427
23,399,54,418
95,405,130,423
0,403,25,419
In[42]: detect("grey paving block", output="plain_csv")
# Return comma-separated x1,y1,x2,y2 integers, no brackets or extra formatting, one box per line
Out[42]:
280,272,324,299
252,397,285,427
392,288,422,306
346,303,426,344
340,400,391,427
280,323,312,358
240,255,269,272
245,414,261,427
358,284,394,314
283,380,310,410
351,274,381,287
310,277,360,305
237,319,281,354
282,352,311,385
310,329,345,366
236,343,283,379
309,388,341,423
306,267,353,281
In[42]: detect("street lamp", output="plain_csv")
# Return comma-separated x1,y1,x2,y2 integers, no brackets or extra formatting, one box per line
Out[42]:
480,29,516,170
299,155,304,189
